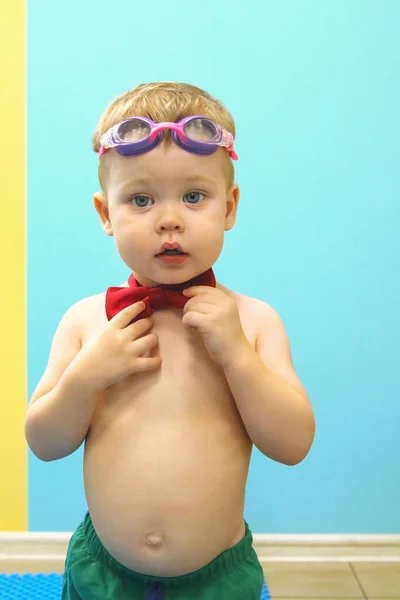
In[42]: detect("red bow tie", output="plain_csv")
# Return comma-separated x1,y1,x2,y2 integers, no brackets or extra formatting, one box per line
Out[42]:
106,268,216,324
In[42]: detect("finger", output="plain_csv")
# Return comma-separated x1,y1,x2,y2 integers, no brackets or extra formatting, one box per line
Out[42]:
182,311,208,329
134,356,162,372
132,332,159,356
183,302,213,315
183,286,214,296
125,317,154,340
184,295,220,310
110,301,146,329
183,287,222,300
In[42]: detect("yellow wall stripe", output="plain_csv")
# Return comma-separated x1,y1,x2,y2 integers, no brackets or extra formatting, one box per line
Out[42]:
0,0,27,530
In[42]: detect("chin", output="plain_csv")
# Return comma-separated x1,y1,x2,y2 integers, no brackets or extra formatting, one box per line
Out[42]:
154,263,212,284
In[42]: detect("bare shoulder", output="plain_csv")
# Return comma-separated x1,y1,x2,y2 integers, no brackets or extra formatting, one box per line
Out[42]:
218,283,280,330
72,278,130,328
219,283,308,392
59,292,106,344
75,291,107,313
65,292,105,319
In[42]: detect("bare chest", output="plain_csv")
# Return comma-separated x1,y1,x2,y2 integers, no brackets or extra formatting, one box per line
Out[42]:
81,289,257,433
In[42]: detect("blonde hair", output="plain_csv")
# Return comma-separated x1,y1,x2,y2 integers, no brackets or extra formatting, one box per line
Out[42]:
93,82,236,188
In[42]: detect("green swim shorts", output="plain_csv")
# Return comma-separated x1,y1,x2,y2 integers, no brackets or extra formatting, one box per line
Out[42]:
62,511,265,599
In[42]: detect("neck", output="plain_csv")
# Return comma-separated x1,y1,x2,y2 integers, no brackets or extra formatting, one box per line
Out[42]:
130,267,215,290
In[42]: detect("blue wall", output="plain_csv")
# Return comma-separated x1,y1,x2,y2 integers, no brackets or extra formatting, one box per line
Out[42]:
28,0,400,532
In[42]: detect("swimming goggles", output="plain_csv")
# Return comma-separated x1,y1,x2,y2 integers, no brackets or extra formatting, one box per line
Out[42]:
99,116,238,160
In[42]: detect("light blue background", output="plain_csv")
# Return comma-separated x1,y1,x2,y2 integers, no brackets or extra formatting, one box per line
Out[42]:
28,0,400,532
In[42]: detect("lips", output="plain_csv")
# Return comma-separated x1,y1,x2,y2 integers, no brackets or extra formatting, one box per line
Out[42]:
156,242,187,256
156,253,188,265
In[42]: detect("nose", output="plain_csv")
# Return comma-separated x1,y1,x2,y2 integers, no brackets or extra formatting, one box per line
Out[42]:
156,209,185,233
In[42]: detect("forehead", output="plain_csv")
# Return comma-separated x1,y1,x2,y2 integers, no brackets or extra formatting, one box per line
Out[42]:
105,142,230,191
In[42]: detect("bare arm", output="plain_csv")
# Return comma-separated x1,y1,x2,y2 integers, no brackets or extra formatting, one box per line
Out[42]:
223,303,315,465
25,299,159,462
25,301,99,462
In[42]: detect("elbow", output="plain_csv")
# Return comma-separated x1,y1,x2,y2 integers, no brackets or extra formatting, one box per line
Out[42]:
283,445,312,467
29,448,58,463
30,448,76,462
24,404,53,462
270,442,314,467
24,415,81,463
24,420,54,462
284,414,316,466
25,438,53,463
257,411,316,466
25,436,78,462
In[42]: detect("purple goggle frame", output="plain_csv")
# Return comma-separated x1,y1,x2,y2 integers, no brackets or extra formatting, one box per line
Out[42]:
99,115,238,160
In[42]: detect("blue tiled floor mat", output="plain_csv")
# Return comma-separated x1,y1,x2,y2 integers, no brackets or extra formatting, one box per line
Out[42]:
0,574,62,600
0,573,270,599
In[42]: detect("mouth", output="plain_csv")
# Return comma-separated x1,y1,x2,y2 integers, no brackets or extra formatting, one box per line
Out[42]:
155,243,189,265
156,242,187,257
156,253,188,265
157,249,186,256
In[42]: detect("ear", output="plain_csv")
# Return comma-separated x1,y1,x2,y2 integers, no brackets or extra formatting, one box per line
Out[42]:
94,192,113,236
224,184,240,231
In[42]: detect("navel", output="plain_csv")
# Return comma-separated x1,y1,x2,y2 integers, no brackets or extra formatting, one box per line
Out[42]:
145,533,164,548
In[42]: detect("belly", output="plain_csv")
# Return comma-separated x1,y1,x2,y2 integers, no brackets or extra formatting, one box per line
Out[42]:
83,385,252,575
81,307,254,575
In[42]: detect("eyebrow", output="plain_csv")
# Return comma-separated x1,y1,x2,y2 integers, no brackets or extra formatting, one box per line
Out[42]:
117,174,217,194
181,175,216,187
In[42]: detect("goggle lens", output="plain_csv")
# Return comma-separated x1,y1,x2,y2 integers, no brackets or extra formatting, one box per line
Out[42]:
117,119,151,142
183,118,218,142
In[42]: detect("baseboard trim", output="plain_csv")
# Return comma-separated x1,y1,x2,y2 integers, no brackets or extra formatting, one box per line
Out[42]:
252,534,400,562
0,533,399,573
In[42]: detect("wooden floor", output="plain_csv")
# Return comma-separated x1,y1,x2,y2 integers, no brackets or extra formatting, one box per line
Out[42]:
262,561,400,598
1,560,400,598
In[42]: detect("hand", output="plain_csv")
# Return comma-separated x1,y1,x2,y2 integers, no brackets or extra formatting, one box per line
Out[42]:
182,286,250,367
73,302,161,391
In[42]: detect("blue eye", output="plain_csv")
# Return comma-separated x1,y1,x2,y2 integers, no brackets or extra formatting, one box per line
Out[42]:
131,195,153,208
183,191,205,204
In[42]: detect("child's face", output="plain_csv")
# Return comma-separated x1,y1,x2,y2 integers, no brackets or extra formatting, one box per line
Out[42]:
94,142,239,286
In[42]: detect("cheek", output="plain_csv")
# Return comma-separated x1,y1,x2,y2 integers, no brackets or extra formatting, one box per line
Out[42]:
197,216,225,251
194,212,222,237
111,207,140,233
111,215,143,250
203,203,227,231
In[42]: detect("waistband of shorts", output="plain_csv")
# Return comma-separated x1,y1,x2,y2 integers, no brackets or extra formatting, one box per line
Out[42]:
82,511,256,588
